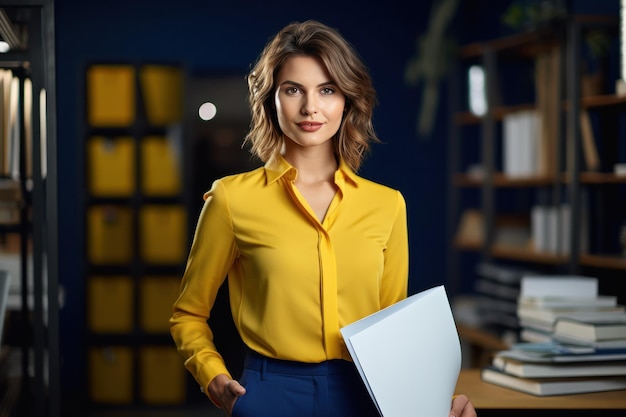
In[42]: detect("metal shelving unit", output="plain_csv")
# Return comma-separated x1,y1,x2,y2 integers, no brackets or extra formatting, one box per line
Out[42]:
0,2,58,417
447,14,626,364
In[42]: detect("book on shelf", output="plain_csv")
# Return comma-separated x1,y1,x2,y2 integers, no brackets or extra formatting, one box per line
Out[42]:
489,340,626,398
475,279,520,301
521,318,626,349
520,275,598,299
0,179,22,225
518,308,626,330
516,275,626,342
481,366,626,396
473,263,539,335
519,319,554,334
530,204,589,255
520,327,552,343
491,354,626,379
0,179,21,202
475,308,519,330
454,209,483,246
502,110,540,178
477,295,517,315
534,45,560,178
518,295,618,309
580,109,600,172
475,262,537,286
496,345,626,363
553,317,626,342
473,281,520,332
530,204,559,253
519,305,625,316
552,334,626,350
520,327,626,349
511,340,626,358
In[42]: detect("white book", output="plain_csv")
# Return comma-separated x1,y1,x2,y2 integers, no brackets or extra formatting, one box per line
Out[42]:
503,111,536,178
552,333,626,349
520,276,598,299
518,305,625,315
518,308,626,327
532,204,569,254
492,355,626,378
504,110,540,178
531,205,548,252
520,318,557,334
518,295,618,309
481,366,626,396
554,317,626,341
496,348,626,363
545,206,559,253
341,285,461,417
503,113,517,177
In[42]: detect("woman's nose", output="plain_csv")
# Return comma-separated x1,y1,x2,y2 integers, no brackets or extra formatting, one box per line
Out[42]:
301,94,319,115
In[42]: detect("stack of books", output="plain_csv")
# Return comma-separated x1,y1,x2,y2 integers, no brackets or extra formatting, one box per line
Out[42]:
481,342,626,396
516,275,624,343
472,262,538,338
481,275,626,396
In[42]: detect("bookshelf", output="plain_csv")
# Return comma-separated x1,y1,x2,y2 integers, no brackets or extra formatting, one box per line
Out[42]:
447,14,626,362
0,3,57,417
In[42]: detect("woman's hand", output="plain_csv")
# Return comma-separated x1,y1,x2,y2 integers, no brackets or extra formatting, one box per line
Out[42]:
208,374,246,416
450,394,476,417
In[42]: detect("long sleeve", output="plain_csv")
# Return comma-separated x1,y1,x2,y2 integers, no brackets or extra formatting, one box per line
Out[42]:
169,179,238,394
380,190,409,308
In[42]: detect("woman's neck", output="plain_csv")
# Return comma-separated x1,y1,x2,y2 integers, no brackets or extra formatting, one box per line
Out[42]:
283,147,338,185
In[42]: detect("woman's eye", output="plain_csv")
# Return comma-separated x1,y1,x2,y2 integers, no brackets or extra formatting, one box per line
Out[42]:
321,87,335,95
286,87,300,94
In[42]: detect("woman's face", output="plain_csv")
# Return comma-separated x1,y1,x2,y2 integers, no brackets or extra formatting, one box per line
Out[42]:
274,55,346,151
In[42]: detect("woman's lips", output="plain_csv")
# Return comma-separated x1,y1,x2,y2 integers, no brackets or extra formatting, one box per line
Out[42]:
297,121,323,132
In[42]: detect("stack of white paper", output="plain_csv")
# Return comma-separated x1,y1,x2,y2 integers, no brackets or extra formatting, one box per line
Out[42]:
341,285,461,417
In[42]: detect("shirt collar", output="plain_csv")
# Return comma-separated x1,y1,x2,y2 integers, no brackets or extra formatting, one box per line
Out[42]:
264,155,297,185
336,158,359,187
264,154,359,187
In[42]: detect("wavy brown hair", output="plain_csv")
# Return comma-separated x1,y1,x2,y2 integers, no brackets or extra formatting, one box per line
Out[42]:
244,20,379,172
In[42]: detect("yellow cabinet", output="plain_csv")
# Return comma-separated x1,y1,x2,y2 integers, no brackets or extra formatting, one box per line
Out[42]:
87,276,133,333
87,65,135,127
89,346,134,404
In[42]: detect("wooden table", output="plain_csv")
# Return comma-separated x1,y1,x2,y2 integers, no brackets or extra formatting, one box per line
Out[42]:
455,369,626,416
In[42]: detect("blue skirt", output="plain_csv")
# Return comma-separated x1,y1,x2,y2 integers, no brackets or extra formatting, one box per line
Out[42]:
231,350,379,417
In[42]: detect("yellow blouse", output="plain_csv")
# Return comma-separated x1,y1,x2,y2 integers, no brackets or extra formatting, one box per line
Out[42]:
169,155,409,395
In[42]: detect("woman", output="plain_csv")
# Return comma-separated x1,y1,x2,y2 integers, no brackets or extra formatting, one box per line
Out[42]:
170,19,475,417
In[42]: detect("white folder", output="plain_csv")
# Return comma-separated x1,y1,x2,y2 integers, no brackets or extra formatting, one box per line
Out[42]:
341,285,461,417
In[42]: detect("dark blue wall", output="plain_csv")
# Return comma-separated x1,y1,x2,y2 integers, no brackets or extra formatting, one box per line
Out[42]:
55,0,456,397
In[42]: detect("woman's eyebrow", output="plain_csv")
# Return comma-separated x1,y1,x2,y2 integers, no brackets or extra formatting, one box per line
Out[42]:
279,80,336,88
